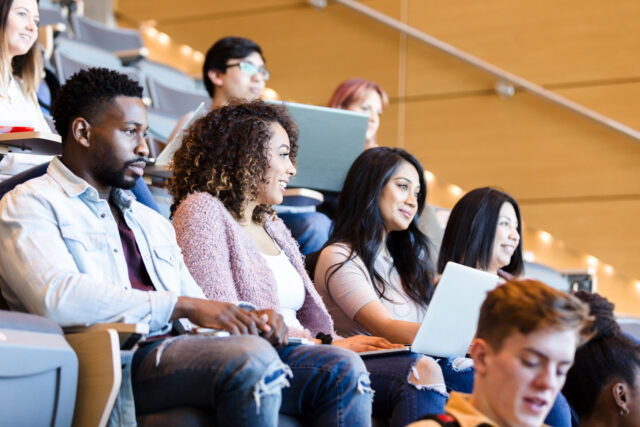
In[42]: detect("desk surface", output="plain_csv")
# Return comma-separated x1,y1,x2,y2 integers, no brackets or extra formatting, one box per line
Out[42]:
144,164,172,179
0,132,62,155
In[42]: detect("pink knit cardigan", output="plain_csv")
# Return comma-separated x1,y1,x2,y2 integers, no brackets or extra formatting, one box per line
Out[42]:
173,192,335,338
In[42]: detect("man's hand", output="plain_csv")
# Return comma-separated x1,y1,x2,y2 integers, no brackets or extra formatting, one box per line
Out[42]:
254,309,288,347
172,297,271,335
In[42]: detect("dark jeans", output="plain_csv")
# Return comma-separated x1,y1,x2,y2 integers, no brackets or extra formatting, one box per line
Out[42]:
278,344,373,426
365,353,448,427
131,335,286,427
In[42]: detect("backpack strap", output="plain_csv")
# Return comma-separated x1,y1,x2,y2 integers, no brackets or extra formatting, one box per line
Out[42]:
417,414,461,426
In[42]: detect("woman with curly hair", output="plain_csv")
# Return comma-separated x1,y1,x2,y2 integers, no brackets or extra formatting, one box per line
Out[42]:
170,100,449,427
563,291,640,426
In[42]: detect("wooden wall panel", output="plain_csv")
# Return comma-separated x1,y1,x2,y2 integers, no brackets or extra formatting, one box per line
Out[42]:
403,89,640,200
152,2,402,104
405,0,640,95
522,226,640,316
115,0,302,22
523,200,640,280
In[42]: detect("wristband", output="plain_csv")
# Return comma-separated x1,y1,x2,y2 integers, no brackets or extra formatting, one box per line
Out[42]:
316,332,333,345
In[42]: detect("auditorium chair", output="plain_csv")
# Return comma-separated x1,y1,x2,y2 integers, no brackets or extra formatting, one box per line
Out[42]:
146,77,210,118
52,38,151,104
135,59,202,92
0,309,78,426
70,14,147,64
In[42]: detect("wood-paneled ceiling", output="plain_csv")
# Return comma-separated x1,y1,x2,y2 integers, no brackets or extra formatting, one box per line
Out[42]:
115,0,640,311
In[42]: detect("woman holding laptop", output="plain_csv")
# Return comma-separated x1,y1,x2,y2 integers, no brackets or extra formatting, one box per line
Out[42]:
313,153,571,426
435,186,573,426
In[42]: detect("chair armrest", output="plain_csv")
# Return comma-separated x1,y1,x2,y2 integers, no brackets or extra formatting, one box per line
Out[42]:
0,310,63,334
65,328,121,427
65,322,150,349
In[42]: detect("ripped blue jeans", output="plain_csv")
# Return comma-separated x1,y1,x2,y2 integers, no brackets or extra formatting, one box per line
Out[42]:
364,353,448,427
278,343,373,426
131,335,286,427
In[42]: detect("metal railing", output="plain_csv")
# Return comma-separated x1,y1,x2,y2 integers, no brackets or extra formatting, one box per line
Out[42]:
312,0,640,142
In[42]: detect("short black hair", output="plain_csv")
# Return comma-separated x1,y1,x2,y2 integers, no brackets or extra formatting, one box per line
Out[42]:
563,291,640,420
202,36,264,98
52,67,143,143
437,187,524,276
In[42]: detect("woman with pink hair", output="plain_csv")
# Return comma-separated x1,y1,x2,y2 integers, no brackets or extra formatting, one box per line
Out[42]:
327,78,389,150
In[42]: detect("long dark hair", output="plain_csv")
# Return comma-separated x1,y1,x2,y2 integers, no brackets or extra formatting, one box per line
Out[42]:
563,291,640,421
437,187,524,276
324,147,435,306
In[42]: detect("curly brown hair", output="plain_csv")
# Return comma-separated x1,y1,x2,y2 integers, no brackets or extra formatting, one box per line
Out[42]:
169,100,298,223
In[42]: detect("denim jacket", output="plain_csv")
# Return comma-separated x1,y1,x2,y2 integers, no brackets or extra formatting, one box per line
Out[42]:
0,157,205,334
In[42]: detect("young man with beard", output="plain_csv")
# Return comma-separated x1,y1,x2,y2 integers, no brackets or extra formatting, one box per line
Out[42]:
0,67,290,426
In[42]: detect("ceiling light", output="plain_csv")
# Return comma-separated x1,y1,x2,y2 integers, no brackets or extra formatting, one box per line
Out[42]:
449,185,463,197
539,231,552,243
262,88,279,100
157,32,170,44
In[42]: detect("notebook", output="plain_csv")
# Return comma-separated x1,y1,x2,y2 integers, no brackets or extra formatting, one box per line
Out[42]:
359,262,499,358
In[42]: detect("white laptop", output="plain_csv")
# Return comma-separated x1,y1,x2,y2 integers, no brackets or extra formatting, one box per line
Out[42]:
154,102,207,166
359,262,499,358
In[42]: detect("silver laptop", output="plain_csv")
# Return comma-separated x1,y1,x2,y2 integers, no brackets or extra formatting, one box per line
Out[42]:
360,262,499,358
268,100,368,192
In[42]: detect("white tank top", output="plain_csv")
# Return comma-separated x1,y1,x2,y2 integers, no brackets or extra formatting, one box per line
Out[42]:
260,249,306,331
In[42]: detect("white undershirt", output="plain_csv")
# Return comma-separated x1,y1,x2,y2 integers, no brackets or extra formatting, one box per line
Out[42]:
260,248,306,330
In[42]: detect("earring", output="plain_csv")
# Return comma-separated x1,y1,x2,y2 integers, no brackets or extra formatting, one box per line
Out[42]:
620,407,630,416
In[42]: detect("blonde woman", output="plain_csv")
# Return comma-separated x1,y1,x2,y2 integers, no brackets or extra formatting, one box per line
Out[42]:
0,0,52,177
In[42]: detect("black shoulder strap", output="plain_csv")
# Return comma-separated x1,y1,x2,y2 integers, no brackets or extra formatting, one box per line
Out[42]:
417,414,461,426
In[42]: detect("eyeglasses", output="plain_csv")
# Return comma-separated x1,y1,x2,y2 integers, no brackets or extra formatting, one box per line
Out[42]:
225,61,270,81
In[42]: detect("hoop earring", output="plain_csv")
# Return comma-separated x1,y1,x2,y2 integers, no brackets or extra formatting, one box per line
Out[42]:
620,407,630,416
